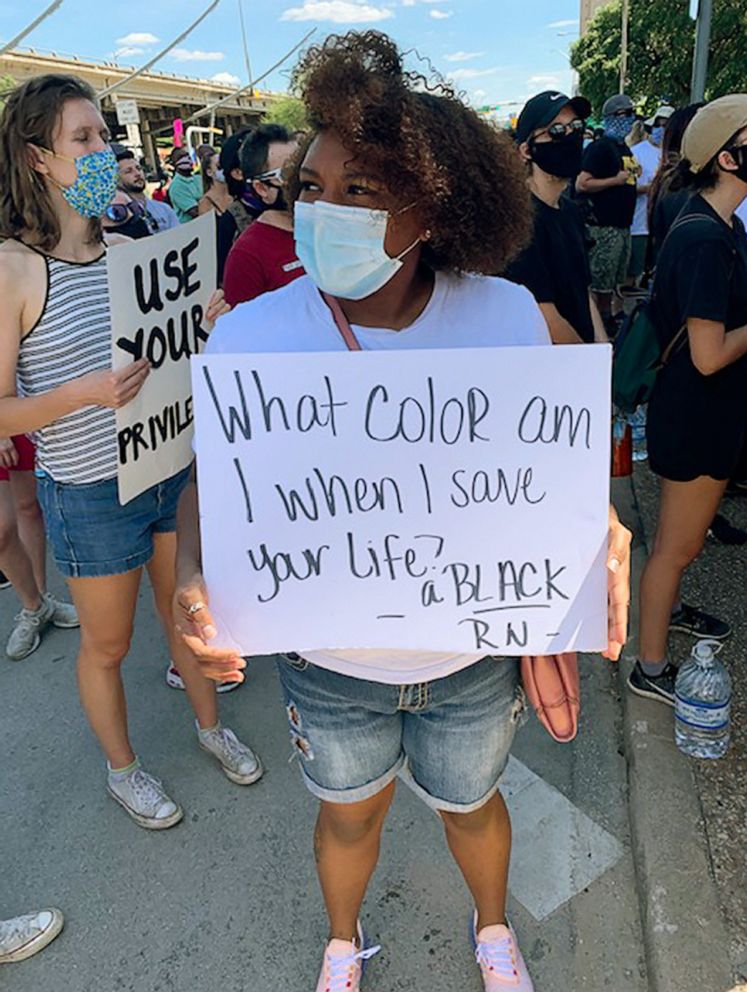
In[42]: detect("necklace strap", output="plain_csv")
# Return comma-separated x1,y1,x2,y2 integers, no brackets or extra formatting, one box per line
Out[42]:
321,292,362,352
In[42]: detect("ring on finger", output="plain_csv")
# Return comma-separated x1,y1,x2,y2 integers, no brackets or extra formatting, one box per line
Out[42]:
185,601,206,616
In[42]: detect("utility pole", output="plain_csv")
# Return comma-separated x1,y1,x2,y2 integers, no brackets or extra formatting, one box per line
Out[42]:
690,0,713,102
619,0,630,94
238,0,254,98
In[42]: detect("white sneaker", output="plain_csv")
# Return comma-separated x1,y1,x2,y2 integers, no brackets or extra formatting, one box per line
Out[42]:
107,762,183,830
0,909,64,964
48,595,79,629
315,921,380,992
198,723,263,785
471,911,534,991
6,595,55,660
166,663,242,694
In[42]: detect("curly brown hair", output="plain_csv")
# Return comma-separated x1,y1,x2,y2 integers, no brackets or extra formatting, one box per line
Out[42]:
285,31,532,275
0,74,102,251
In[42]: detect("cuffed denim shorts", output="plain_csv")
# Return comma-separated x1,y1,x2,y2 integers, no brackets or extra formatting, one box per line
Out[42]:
35,465,192,579
276,654,526,813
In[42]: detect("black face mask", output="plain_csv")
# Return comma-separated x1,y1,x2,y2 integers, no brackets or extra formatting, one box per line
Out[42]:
529,133,584,179
723,145,747,185
262,182,288,212
117,217,151,240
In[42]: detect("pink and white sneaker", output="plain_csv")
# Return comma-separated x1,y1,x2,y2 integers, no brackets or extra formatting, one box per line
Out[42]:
315,921,379,992
471,911,534,990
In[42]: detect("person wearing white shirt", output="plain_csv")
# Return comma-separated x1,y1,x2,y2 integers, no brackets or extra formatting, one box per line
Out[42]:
629,104,675,285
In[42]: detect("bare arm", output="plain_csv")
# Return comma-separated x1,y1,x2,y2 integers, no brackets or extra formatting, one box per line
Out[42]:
687,318,747,376
576,170,629,195
538,302,584,345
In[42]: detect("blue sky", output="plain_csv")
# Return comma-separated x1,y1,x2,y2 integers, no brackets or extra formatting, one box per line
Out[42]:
0,0,580,111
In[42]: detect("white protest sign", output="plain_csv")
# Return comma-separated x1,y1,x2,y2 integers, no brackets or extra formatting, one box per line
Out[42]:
192,345,611,657
109,213,216,505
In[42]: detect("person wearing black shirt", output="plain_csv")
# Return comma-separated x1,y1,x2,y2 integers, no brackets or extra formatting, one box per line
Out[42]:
506,90,607,344
215,130,263,286
631,95,747,707
576,93,639,334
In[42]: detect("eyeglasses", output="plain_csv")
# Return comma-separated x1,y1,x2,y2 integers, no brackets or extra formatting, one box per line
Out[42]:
253,167,283,182
537,118,586,141
105,200,146,223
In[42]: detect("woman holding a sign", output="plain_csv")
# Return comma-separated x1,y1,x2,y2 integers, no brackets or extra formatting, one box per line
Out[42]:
175,32,631,992
0,74,263,832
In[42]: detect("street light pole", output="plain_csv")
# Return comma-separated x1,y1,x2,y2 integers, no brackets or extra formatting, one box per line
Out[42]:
619,0,629,94
691,0,713,102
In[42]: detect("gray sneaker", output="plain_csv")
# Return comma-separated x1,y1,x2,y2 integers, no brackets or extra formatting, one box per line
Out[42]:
48,595,79,629
107,764,183,830
0,909,64,964
198,723,264,785
6,595,55,660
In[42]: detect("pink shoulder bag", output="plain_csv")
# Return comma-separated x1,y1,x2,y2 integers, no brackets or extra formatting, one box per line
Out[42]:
322,292,581,744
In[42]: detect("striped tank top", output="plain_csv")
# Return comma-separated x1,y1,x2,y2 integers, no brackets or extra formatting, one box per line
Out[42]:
16,251,118,484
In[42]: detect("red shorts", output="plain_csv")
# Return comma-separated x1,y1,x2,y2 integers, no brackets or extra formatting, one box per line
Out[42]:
0,434,36,482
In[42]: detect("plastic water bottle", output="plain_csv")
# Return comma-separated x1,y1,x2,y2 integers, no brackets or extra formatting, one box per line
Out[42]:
629,406,648,462
675,639,731,759
611,409,632,477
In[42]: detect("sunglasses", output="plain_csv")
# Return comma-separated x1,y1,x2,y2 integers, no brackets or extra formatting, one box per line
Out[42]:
538,118,586,141
105,200,146,223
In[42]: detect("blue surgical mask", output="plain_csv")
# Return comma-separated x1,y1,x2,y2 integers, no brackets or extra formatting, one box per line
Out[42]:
650,126,665,147
604,115,634,141
43,147,119,219
294,200,420,300
214,167,226,183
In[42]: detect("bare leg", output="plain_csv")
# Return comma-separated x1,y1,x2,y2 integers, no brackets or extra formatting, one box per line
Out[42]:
315,782,396,941
68,569,142,769
0,482,42,612
147,531,217,730
9,472,47,594
639,476,727,661
441,792,512,930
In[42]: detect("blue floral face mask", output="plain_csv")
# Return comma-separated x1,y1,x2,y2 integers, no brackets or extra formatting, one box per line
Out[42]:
42,146,119,218
604,115,635,141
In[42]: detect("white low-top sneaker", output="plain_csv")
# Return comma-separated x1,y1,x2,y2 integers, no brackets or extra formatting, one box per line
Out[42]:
471,910,534,991
48,595,79,629
165,663,241,694
107,764,183,830
315,922,380,992
198,723,263,785
6,595,55,660
0,909,64,964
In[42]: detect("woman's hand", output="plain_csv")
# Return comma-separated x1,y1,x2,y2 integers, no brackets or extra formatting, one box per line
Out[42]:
173,569,246,684
205,289,231,332
66,359,150,410
604,505,632,662
0,436,18,469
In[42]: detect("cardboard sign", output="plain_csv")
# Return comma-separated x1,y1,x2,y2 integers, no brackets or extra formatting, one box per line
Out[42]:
110,213,216,505
192,345,612,658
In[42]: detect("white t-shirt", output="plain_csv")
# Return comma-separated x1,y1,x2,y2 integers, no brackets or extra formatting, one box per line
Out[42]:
206,271,550,684
631,140,661,236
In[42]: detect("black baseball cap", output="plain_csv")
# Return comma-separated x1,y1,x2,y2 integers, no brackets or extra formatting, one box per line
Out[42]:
515,91,592,144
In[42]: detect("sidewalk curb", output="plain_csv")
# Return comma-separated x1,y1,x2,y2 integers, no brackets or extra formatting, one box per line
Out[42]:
612,476,735,992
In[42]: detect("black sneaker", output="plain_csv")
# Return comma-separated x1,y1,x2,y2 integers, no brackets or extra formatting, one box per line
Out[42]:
0,570,10,590
724,479,747,498
708,513,747,546
669,604,731,640
627,661,677,707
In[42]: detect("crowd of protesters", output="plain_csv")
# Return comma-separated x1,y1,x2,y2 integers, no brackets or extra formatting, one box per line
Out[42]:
0,28,745,992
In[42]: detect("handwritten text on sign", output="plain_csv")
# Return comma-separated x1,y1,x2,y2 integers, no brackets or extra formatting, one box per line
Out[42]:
192,345,611,656
110,213,216,505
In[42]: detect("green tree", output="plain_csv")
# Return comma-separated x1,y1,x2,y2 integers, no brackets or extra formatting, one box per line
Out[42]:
570,0,747,117
262,95,308,132
0,73,16,106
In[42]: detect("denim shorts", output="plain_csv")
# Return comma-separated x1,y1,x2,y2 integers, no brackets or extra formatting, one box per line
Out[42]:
35,465,192,579
276,655,526,813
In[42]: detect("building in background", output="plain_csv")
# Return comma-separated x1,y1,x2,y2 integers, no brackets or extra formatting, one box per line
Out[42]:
581,0,612,32
0,48,282,171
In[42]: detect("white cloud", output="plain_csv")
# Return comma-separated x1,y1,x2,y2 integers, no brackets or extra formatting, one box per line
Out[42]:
528,74,561,87
211,72,241,86
116,32,159,46
171,49,225,62
281,1,394,22
402,0,416,4
444,50,485,62
449,66,500,80
114,46,145,58
546,18,578,28
429,8,452,17
473,88,487,99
